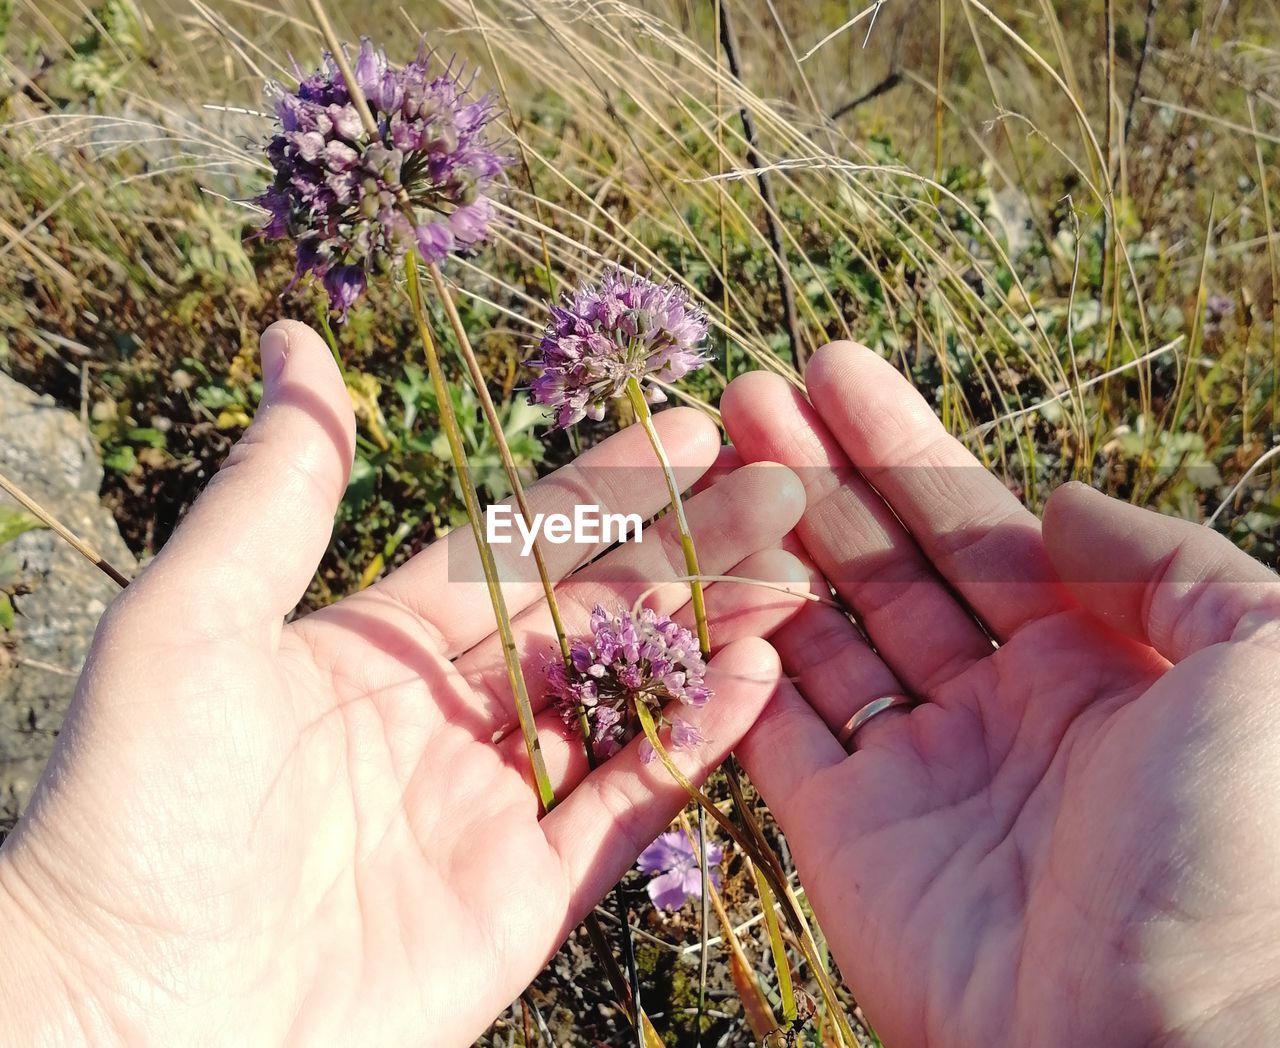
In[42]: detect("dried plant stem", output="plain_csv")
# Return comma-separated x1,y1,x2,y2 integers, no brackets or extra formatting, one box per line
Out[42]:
466,0,556,301
633,704,854,1045
706,11,727,1021
0,471,130,589
715,0,804,369
623,377,710,657
677,810,778,1038
752,860,797,1023
302,0,377,132
404,253,555,812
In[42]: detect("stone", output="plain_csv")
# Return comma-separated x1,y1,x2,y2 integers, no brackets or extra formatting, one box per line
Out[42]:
0,371,135,834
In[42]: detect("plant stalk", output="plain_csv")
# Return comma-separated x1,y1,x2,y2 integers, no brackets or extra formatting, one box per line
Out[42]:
299,6,647,1035
425,262,571,660
0,472,130,589
404,252,555,812
422,265,654,1048
623,377,710,658
677,810,778,1039
753,860,797,1023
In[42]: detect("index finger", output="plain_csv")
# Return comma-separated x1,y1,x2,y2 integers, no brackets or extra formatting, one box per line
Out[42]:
803,341,1073,639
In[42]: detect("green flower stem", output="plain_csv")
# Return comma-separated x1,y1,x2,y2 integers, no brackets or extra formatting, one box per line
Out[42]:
314,303,344,372
622,375,715,1035
633,703,856,1046
423,264,653,1048
623,376,710,658
404,252,555,813
425,262,572,663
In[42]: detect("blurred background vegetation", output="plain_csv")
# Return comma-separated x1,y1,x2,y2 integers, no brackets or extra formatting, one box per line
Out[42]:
2,0,1278,1041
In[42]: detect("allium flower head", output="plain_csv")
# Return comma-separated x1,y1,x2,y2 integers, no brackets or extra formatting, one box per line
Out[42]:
637,831,723,911
526,270,710,428
256,39,510,316
546,604,711,763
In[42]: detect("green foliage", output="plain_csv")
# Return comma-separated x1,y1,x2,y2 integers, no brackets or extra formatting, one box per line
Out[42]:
58,0,147,102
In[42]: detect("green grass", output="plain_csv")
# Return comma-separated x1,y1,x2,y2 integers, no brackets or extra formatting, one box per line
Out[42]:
3,0,1279,1041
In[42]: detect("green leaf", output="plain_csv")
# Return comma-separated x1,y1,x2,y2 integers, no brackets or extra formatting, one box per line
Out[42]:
0,593,13,631
126,426,167,449
0,507,46,546
103,445,138,474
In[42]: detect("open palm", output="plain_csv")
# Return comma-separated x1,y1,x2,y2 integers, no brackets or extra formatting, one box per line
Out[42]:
723,343,1280,1046
0,321,808,1045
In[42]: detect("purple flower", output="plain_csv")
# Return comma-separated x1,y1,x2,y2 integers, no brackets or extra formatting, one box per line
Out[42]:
323,265,367,317
546,604,711,763
1205,293,1233,324
255,39,510,317
637,830,723,911
525,269,710,428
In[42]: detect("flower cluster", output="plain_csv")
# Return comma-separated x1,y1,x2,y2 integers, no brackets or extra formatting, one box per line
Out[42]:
637,831,723,911
546,604,711,763
256,39,510,316
525,270,710,428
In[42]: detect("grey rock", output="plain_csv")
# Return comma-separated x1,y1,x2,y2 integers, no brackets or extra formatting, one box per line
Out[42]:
0,372,135,833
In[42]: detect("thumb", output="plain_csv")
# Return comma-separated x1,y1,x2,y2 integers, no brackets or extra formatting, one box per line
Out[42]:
1042,482,1280,662
127,320,355,633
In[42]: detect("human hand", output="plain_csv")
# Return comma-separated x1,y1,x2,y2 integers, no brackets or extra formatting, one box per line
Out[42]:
722,342,1280,1046
0,321,808,1045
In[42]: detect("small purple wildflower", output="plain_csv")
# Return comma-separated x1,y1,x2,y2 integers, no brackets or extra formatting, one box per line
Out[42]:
546,604,711,763
525,269,710,428
637,831,723,911
1205,293,1233,324
256,39,510,316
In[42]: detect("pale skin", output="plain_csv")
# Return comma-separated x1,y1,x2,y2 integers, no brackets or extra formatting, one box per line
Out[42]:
0,321,810,1045
723,342,1280,1046
2,325,1278,1046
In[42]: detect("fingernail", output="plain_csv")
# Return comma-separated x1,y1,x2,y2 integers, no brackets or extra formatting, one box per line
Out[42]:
260,324,290,392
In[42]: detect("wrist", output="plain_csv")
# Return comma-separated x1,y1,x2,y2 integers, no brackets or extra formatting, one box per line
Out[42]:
0,845,123,1045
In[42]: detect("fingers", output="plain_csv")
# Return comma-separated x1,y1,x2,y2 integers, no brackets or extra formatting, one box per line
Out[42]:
771,587,913,746
801,341,1074,638
722,369,993,695
120,321,355,634
540,638,783,931
371,407,721,657
1043,483,1280,662
458,463,806,729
